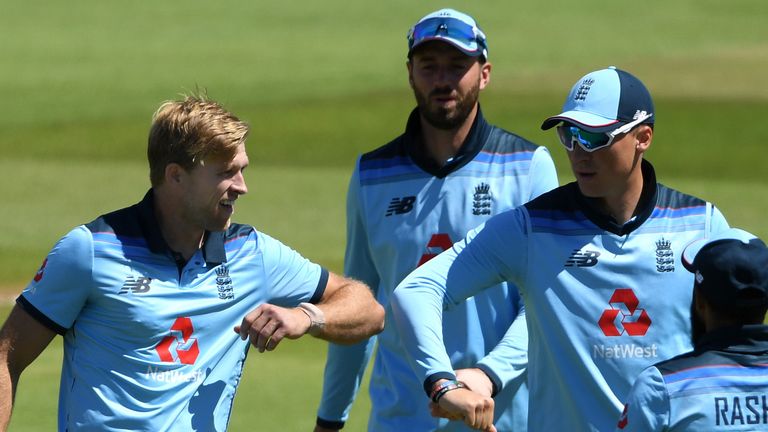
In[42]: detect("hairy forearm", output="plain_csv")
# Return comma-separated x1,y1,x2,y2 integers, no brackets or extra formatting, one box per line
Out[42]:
0,363,17,431
315,281,384,344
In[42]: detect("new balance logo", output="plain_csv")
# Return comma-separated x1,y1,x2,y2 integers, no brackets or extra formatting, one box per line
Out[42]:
574,78,595,101
120,276,152,294
565,249,600,267
385,196,416,216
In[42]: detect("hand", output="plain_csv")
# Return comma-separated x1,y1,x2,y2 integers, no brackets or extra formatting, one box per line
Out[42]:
429,368,494,421
233,304,312,352
455,368,494,397
436,387,496,432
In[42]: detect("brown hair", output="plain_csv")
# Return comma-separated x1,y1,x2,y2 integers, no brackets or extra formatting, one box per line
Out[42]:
147,95,249,186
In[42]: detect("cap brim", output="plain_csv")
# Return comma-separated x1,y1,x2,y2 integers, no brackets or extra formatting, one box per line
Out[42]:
682,228,759,272
540,111,621,132
410,37,484,57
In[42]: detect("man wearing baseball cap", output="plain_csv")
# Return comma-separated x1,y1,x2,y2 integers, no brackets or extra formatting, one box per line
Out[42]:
314,8,558,432
391,67,731,431
618,229,768,431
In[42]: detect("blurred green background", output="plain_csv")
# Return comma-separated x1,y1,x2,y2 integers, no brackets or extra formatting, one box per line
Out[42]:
1,0,766,430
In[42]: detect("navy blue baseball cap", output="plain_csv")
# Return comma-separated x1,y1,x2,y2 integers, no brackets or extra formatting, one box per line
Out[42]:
682,228,768,308
541,67,655,133
407,9,488,60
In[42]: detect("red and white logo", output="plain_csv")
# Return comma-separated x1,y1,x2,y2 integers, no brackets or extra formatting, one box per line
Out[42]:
33,258,48,282
598,289,652,337
155,317,200,364
417,234,453,267
617,403,629,429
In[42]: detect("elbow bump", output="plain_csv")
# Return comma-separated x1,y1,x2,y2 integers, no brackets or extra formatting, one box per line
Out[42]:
373,304,385,334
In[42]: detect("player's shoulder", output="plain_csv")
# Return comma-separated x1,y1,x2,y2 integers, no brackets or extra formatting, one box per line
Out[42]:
84,203,144,241
225,222,256,243
359,135,408,167
655,183,708,210
524,183,578,212
483,124,543,154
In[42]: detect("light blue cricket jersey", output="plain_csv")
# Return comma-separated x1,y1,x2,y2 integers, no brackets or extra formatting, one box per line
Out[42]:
392,161,730,432
617,325,768,432
18,190,327,432
317,108,559,431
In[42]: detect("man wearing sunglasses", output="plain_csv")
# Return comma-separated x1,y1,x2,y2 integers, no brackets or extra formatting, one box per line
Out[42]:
390,67,730,431
314,8,558,432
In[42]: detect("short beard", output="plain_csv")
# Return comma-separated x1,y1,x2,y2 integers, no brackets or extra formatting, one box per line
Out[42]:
414,82,480,130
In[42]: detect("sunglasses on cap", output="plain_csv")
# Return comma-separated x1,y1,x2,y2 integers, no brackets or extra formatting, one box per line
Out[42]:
407,17,487,54
556,112,653,152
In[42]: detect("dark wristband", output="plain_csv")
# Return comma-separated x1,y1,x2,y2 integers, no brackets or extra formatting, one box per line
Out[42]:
316,416,344,430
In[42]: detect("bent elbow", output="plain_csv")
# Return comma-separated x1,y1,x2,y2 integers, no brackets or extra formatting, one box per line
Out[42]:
371,303,385,335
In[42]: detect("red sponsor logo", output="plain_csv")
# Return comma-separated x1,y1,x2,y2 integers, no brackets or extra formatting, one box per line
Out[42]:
617,403,629,429
417,234,453,267
598,289,652,337
33,258,48,282
155,317,200,364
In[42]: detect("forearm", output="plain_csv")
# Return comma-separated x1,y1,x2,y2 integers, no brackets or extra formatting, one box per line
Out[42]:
314,279,384,344
475,309,528,394
0,365,16,431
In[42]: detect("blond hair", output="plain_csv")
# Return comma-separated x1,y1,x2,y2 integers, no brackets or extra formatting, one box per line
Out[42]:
147,95,249,186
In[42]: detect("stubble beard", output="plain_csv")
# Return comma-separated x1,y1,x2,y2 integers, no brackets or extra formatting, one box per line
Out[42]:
415,82,480,130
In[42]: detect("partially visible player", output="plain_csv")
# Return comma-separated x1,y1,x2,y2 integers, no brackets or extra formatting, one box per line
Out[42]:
617,228,768,431
391,67,731,431
0,95,384,431
314,8,558,432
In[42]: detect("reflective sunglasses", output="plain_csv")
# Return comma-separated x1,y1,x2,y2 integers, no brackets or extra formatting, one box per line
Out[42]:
407,17,487,54
556,112,653,152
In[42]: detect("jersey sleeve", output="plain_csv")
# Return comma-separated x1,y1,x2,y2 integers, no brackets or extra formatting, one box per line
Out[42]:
316,338,376,427
317,161,378,426
616,366,670,431
475,302,528,396
258,232,327,306
17,226,94,334
342,161,380,289
527,146,560,200
391,209,530,391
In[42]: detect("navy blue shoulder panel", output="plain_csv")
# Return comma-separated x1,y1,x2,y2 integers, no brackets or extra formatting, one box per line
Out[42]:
360,135,408,164
655,349,746,376
483,126,542,154
524,183,580,213
84,204,140,236
655,183,707,210
225,222,255,239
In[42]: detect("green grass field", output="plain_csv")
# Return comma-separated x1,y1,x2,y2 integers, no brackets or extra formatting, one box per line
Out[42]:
1,0,767,430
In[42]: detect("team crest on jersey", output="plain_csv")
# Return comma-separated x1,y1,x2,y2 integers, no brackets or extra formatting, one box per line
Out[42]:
655,237,674,273
215,264,234,300
472,183,492,215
